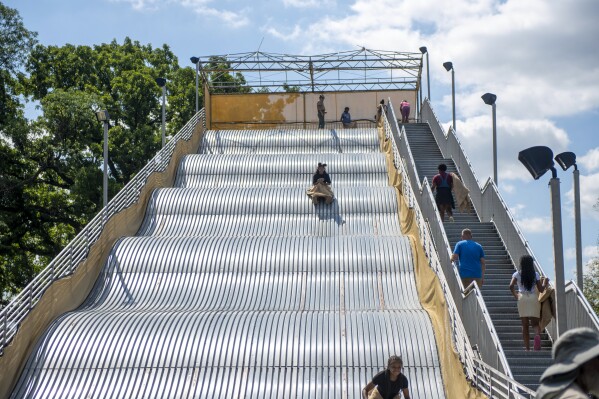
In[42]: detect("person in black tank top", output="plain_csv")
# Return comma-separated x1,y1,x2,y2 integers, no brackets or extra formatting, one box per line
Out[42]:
362,355,411,399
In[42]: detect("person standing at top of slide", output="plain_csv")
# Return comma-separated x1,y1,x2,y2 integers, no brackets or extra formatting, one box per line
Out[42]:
317,94,326,128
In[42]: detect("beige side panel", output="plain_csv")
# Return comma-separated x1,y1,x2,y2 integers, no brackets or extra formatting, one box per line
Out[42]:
378,127,488,399
0,123,205,399
210,90,417,129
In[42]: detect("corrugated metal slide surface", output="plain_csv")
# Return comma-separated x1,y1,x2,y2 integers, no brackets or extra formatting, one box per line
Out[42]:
12,128,446,398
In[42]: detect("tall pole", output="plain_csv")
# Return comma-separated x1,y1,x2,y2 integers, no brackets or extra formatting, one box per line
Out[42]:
492,103,498,186
417,84,421,122
573,168,583,289
425,52,430,101
103,121,108,208
191,57,200,114
419,76,422,119
451,68,456,132
549,175,567,337
161,85,166,148
195,61,199,113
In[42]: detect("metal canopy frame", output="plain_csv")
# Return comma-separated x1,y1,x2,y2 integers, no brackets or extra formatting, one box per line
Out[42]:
195,48,423,93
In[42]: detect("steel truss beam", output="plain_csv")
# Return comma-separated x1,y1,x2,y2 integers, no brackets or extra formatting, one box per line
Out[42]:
195,48,422,93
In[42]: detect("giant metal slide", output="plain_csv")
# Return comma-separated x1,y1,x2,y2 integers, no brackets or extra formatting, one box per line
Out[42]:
10,127,446,397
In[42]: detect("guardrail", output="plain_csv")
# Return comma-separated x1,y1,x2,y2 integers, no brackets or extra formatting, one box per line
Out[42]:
0,109,206,355
421,99,599,340
382,107,532,397
388,99,513,377
473,358,536,399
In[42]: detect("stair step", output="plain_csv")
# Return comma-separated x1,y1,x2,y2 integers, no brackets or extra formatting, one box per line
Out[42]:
405,122,552,388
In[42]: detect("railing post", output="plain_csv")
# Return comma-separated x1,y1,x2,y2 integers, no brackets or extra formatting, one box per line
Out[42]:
68,244,73,275
488,366,493,397
2,310,7,353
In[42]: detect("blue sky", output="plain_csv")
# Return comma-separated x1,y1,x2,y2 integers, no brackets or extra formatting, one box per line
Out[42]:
6,0,599,281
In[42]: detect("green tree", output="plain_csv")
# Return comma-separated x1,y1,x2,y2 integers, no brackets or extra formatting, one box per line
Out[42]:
205,56,250,94
1,90,103,303
583,259,599,315
0,2,36,127
22,38,197,184
282,83,300,93
583,198,599,315
1,25,197,303
0,2,38,302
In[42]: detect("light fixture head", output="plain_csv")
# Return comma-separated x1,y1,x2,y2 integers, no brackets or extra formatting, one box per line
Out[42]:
555,151,577,171
419,46,428,54
518,146,555,180
155,77,166,87
481,93,497,105
443,61,453,72
95,110,110,122
190,56,199,64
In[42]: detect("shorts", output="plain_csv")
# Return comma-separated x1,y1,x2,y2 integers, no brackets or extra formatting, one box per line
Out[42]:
517,290,541,318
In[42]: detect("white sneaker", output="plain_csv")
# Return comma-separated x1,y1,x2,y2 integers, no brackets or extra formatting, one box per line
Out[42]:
449,216,455,223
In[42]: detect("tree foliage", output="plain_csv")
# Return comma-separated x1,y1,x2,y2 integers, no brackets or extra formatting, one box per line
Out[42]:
583,198,599,315
0,3,199,304
0,2,37,125
205,56,250,94
583,258,599,315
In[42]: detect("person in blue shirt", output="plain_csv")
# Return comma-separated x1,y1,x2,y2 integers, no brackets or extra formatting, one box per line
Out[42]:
340,106,357,128
451,228,486,290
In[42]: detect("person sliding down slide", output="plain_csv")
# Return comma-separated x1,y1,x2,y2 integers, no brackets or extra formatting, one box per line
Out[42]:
306,162,334,205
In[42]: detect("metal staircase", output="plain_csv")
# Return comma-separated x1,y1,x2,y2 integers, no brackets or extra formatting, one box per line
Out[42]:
403,122,553,390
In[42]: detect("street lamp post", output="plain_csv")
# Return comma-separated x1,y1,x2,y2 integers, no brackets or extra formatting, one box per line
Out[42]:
443,61,455,132
482,93,498,186
555,152,583,289
155,77,166,148
190,57,200,114
95,110,110,208
518,146,568,337
419,47,430,101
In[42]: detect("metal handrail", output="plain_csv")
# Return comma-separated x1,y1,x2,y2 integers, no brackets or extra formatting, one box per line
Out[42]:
381,109,517,392
472,358,536,399
0,109,206,355
421,99,599,339
384,101,528,397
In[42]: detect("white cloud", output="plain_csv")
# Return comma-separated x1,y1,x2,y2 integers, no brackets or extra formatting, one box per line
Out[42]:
112,0,249,28
564,172,599,220
454,116,569,185
500,183,516,194
266,0,599,121
516,216,551,234
265,25,304,41
191,6,249,28
578,147,599,173
566,246,598,276
509,203,527,216
283,0,335,8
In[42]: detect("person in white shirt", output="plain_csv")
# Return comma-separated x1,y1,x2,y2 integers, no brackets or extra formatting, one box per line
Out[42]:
509,255,549,351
